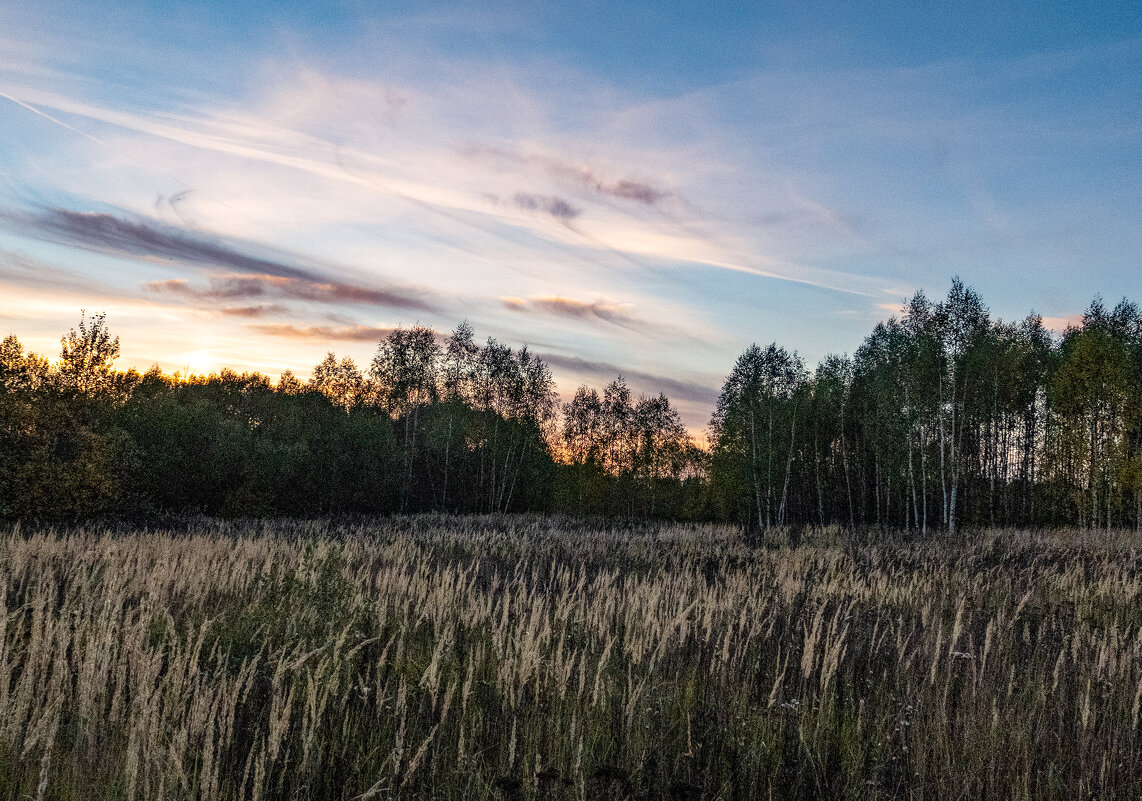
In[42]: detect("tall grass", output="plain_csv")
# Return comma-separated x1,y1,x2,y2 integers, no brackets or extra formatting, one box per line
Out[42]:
1,518,1141,799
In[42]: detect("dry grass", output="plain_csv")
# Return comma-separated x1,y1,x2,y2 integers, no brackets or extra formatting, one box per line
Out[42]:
1,517,1141,800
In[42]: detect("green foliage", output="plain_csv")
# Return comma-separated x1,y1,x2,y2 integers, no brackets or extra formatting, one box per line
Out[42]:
709,343,808,530
702,279,1142,534
55,310,121,397
2,287,1142,531
559,377,699,518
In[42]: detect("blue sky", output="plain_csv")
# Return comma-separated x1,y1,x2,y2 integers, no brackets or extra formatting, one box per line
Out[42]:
2,0,1140,427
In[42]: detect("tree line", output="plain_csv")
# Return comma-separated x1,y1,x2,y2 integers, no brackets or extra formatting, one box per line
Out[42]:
0,316,699,520
2,277,1140,531
708,279,1142,534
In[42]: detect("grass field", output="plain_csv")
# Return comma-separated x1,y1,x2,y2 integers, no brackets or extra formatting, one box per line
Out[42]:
2,517,1141,800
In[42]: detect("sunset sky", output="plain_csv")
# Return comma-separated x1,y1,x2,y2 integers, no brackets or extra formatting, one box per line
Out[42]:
2,1,1140,427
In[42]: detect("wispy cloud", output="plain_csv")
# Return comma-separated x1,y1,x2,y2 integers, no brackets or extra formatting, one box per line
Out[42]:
16,207,316,279
250,323,397,342
0,75,890,298
502,294,657,334
512,193,581,222
540,352,719,407
146,274,433,311
466,145,674,208
4,207,437,312
218,304,288,318
0,248,106,294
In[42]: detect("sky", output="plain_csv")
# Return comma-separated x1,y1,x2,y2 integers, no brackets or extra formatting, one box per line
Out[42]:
1,1,1140,428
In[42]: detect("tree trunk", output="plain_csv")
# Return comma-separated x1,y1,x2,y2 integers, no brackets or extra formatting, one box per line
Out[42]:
939,372,948,528
840,386,855,531
778,404,797,527
989,375,998,527
920,425,928,536
1089,409,1098,531
814,422,825,527
908,426,919,531
874,452,881,527
767,407,775,528
749,404,763,530
441,413,453,510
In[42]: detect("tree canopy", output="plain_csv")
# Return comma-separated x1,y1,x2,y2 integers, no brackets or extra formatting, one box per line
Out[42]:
3,281,1142,533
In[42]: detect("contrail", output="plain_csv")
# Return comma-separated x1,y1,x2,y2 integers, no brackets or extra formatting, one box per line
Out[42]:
0,87,239,219
0,90,109,148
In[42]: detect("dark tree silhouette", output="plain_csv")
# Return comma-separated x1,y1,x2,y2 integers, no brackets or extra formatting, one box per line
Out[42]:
2,283,1141,531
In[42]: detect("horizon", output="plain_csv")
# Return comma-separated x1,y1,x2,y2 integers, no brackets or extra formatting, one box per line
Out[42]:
2,283,1124,443
3,1,1140,430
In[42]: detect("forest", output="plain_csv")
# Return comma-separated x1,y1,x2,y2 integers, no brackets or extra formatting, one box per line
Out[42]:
2,278,1141,532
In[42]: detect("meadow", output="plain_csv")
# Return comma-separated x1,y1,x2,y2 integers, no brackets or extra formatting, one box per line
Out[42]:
1,517,1141,800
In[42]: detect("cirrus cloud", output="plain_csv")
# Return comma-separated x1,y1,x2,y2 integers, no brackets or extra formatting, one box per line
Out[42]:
501,294,658,335
250,323,399,342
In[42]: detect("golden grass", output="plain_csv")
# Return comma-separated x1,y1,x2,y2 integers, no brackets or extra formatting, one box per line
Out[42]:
1,518,1141,799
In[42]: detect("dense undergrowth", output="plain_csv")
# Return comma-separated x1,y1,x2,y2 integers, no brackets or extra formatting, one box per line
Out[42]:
1,517,1141,799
